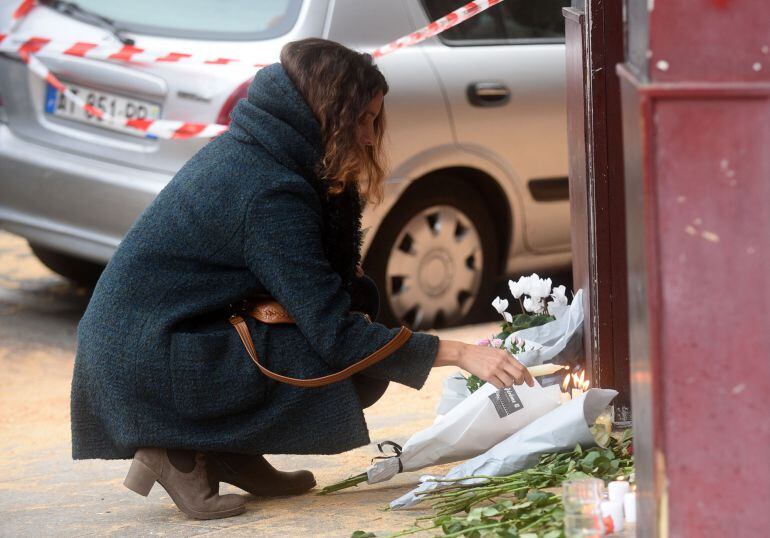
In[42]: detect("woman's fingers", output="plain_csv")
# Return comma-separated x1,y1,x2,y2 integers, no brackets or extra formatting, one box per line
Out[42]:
504,357,535,387
459,344,537,389
490,349,535,387
495,368,515,388
501,360,526,386
489,375,506,390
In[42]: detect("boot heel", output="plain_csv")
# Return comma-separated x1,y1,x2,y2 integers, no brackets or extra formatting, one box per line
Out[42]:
123,458,158,497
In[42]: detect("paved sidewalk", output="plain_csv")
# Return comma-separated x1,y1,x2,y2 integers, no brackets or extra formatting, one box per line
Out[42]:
0,231,501,537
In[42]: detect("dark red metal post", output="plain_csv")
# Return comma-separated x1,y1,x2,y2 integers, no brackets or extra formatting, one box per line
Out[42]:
619,1,770,535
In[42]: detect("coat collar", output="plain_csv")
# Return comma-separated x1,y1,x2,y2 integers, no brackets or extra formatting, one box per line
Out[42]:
228,63,323,182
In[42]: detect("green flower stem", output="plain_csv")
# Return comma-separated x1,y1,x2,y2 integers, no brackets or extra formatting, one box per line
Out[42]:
440,521,512,538
385,522,444,537
317,472,368,495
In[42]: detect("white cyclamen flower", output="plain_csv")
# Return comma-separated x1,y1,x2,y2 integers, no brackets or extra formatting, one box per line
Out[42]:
508,277,527,299
492,296,513,323
523,296,544,314
550,285,568,306
492,296,508,314
527,274,553,299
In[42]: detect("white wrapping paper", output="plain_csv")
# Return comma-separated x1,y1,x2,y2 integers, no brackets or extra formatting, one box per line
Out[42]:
389,388,618,509
506,289,585,369
366,381,562,484
435,373,471,417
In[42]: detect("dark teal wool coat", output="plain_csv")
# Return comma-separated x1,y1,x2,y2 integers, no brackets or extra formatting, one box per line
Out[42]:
70,63,440,460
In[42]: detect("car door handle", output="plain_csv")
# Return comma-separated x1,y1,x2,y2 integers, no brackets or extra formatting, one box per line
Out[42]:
467,82,511,107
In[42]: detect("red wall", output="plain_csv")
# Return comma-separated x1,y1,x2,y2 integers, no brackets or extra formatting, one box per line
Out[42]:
619,1,770,536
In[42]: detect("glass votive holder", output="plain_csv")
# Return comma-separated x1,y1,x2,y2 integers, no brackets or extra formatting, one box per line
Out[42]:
564,512,606,538
562,477,605,511
562,478,606,537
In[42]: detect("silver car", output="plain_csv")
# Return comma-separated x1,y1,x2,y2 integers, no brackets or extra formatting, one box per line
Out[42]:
0,0,570,329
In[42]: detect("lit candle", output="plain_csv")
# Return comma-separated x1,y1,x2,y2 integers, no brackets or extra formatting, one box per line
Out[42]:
559,392,572,404
624,492,637,523
527,363,568,377
572,388,582,399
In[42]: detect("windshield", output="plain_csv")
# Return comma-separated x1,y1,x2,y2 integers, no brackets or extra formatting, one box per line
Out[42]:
65,0,304,41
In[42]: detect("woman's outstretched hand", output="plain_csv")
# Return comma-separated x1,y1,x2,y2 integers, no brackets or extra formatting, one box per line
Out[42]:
434,339,534,389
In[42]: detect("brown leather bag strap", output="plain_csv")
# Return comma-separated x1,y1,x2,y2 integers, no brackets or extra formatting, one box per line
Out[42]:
228,314,413,388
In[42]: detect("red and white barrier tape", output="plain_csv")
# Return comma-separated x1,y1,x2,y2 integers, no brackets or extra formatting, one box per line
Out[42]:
372,0,502,58
7,0,34,33
2,0,504,140
0,33,271,68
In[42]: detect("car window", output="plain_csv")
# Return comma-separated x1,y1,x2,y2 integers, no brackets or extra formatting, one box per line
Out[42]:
420,0,569,45
64,0,304,41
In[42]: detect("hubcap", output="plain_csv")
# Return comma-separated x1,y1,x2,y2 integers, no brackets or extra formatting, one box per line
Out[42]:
386,205,484,329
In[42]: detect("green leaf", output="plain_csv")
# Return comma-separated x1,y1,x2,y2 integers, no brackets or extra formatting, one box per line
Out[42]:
593,456,611,473
466,374,486,393
580,451,601,470
589,423,611,448
566,471,591,480
350,531,376,538
481,506,501,517
526,490,551,505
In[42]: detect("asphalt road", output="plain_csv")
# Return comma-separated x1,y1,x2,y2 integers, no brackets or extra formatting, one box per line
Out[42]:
0,230,503,537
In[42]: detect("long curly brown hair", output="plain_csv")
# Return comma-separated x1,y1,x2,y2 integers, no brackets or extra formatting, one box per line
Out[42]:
280,38,389,204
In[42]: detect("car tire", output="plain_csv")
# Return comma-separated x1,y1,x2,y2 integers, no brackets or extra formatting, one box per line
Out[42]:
29,243,104,288
364,177,499,330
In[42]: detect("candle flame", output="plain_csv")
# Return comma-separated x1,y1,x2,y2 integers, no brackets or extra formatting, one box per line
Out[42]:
561,374,571,392
572,373,580,386
579,370,586,384
582,379,590,391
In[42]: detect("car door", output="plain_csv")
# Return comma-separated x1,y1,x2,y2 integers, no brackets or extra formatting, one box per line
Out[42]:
406,0,571,254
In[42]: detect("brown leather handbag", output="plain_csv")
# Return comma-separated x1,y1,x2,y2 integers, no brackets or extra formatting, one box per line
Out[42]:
229,297,412,388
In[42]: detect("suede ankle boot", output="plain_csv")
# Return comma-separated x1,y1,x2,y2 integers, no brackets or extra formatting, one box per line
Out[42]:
123,447,246,519
209,452,316,497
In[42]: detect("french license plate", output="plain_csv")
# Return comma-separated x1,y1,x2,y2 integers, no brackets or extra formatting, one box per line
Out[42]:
45,82,161,137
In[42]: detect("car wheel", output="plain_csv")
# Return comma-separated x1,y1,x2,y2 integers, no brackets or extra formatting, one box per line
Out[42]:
29,243,104,287
365,178,499,330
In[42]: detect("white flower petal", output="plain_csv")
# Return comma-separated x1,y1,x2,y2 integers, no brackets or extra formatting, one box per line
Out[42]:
491,296,509,314
503,311,513,323
529,276,552,299
550,285,568,305
523,296,543,313
508,279,525,299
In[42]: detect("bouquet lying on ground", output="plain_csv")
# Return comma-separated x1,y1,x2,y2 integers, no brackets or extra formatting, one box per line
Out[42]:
320,274,584,495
